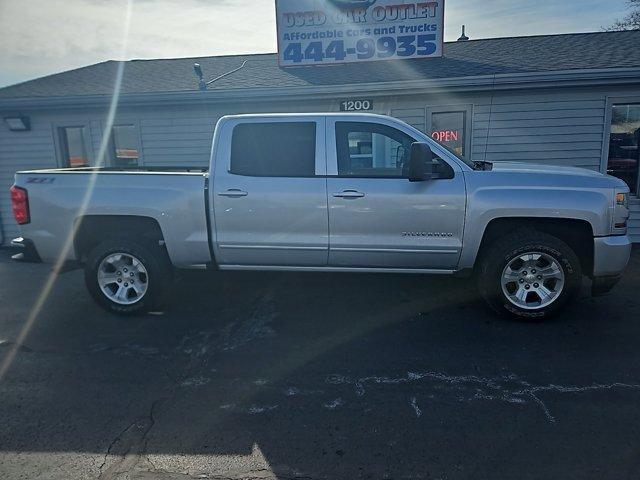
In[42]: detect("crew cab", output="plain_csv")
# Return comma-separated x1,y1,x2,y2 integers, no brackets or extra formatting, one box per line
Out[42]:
10,113,632,319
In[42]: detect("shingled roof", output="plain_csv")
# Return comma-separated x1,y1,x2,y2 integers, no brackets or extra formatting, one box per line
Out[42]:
1,30,639,100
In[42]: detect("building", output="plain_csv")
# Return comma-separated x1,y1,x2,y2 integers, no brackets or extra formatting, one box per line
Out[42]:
1,30,639,245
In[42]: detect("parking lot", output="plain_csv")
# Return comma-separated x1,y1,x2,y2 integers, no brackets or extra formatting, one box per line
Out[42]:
0,247,639,480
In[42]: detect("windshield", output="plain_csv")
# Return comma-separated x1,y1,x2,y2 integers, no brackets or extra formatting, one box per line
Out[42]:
429,134,477,169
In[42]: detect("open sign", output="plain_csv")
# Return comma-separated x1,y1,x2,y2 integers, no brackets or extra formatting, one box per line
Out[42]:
431,130,460,142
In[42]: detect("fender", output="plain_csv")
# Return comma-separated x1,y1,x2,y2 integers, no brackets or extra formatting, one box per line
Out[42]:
459,186,610,270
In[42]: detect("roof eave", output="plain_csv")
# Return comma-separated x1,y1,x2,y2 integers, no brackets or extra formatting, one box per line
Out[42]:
1,67,639,110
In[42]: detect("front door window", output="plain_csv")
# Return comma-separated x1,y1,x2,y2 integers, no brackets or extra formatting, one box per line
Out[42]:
607,104,640,194
335,122,414,177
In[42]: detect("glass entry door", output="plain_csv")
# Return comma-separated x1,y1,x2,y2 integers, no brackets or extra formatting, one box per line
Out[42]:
607,103,640,194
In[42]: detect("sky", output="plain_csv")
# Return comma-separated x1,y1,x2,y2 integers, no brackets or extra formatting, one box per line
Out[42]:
0,0,631,88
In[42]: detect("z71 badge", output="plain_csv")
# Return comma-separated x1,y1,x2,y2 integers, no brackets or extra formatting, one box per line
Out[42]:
26,177,55,184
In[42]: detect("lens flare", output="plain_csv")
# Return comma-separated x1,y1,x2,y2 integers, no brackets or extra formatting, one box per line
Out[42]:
0,0,134,381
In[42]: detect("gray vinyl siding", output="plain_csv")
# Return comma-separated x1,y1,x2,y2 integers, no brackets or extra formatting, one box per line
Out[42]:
138,115,218,167
0,117,56,241
630,198,640,244
89,119,104,163
471,95,606,171
390,108,426,133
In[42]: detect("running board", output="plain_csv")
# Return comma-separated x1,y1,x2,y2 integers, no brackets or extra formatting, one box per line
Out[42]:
219,265,456,274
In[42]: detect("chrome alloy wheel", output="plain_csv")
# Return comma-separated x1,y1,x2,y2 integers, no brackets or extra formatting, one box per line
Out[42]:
501,252,565,310
98,253,149,305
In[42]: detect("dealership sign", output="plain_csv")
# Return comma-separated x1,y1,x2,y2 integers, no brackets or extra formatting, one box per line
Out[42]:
276,0,444,67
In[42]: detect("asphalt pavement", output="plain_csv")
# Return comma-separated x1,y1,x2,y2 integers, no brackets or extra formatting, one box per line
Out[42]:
0,247,639,480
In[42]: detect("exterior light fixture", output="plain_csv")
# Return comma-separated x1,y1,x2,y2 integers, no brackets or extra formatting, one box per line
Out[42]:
4,116,31,131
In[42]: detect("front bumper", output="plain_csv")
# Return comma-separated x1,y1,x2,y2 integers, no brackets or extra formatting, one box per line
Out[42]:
590,235,631,295
593,235,632,278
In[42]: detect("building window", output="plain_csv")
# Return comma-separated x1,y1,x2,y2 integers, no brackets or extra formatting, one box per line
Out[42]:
59,126,90,167
111,125,140,167
230,122,316,177
335,122,414,177
427,106,471,161
430,111,466,157
607,103,640,194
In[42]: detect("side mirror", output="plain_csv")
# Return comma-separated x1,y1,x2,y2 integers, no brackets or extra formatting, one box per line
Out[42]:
408,142,434,182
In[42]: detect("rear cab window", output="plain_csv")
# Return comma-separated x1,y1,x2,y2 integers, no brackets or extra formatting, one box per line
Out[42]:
230,122,316,177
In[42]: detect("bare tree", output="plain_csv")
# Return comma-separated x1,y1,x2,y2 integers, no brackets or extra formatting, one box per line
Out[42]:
606,0,640,30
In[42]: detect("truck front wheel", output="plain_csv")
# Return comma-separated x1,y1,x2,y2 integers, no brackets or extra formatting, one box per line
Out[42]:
477,230,582,320
84,238,172,316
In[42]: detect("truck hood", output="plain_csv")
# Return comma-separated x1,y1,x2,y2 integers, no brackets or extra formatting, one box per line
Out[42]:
491,162,602,177
474,162,628,189
488,162,627,189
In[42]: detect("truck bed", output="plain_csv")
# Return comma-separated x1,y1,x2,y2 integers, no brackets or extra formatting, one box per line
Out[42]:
14,168,212,267
21,166,209,174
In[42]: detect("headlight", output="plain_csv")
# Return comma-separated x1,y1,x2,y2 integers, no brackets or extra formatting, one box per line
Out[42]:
612,189,629,234
616,192,629,208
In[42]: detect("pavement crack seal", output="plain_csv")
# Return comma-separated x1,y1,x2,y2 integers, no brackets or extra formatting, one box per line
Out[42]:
326,371,640,424
98,330,202,478
98,395,168,480
98,290,280,479
175,290,278,394
410,396,422,417
512,381,640,423
177,291,278,360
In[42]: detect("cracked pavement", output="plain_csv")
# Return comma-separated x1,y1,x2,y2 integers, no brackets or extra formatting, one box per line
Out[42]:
0,247,639,479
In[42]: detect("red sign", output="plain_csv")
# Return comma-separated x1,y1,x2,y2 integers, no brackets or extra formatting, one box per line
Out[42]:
431,130,459,142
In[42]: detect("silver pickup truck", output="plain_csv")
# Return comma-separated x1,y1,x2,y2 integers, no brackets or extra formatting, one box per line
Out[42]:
10,113,632,319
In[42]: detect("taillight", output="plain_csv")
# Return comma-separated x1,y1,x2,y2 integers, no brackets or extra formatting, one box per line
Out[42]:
10,186,30,225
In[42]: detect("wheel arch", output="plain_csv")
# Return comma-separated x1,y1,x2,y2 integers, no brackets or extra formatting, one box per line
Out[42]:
473,217,595,277
74,215,166,263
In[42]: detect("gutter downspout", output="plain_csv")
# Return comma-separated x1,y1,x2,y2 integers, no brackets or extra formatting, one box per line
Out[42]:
483,74,497,163
0,210,5,246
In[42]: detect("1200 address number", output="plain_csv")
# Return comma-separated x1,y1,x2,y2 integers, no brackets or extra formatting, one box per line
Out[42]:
282,35,437,63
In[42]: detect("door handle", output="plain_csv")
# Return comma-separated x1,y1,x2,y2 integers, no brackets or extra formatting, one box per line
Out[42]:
218,189,248,198
333,190,365,199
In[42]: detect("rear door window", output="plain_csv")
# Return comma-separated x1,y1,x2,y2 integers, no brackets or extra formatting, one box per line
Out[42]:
230,122,316,177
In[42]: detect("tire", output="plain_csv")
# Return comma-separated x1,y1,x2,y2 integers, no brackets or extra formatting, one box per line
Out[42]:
477,229,582,320
84,237,172,316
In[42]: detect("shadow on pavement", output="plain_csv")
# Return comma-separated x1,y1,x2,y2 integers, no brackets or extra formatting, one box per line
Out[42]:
1,249,639,479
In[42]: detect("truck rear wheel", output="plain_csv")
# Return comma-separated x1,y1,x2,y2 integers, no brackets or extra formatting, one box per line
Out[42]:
477,229,582,320
84,238,172,316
